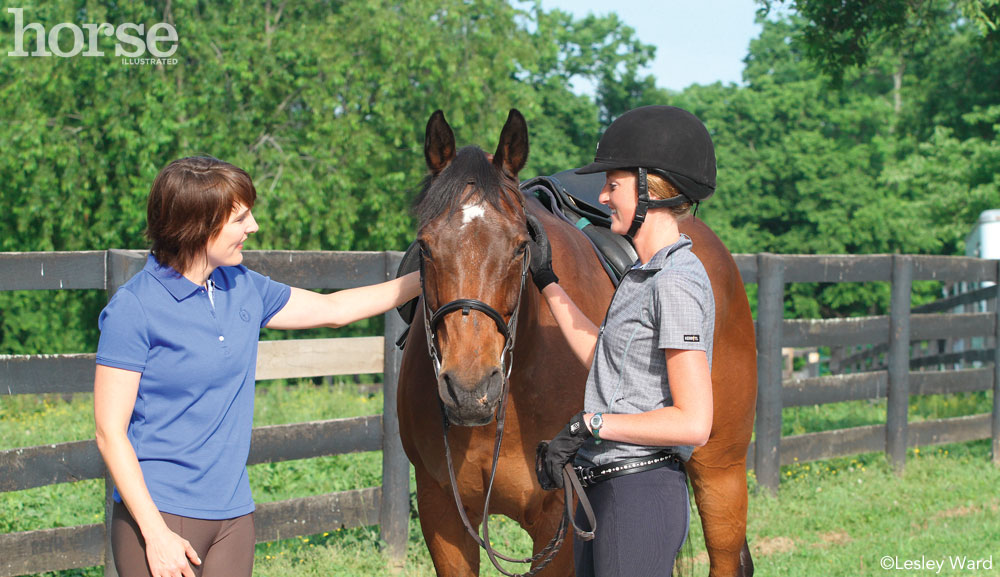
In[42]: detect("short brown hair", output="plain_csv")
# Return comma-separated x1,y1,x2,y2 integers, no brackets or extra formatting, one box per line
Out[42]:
146,157,256,274
647,172,691,218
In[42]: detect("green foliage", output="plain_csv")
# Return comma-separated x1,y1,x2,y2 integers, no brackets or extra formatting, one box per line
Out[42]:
758,0,1000,85
0,0,652,255
2,0,999,332
0,291,104,354
677,7,1000,318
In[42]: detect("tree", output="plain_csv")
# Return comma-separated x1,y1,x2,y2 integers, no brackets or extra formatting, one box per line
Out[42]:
757,0,1000,85
672,13,959,317
754,0,1000,256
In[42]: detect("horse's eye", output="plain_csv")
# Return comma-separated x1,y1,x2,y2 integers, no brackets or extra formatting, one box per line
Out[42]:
515,242,528,258
418,241,432,260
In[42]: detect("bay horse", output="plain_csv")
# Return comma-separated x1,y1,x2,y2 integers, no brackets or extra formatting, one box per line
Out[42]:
397,108,757,576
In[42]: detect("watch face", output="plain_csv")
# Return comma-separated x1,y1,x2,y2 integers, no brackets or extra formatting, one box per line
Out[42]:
590,414,602,429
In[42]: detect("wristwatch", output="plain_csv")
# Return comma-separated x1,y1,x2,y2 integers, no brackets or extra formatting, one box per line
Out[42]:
589,412,604,444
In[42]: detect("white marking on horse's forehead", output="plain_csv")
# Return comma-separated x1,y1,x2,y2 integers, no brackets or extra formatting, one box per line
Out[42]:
461,203,487,225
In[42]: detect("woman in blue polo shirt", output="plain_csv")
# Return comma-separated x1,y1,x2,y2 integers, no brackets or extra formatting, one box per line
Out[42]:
94,156,421,577
529,106,717,576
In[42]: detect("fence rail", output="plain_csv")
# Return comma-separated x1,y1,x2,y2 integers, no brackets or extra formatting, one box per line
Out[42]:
2,250,1000,576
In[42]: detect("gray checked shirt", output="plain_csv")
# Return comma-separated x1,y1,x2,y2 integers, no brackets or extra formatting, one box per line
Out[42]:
575,234,715,468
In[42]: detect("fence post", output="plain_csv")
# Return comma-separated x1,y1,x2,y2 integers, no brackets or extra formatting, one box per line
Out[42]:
887,255,913,472
993,261,1000,466
754,253,784,494
103,250,146,577
380,251,410,563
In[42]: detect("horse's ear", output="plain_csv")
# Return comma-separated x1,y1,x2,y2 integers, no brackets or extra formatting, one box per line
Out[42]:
425,110,456,175
493,109,529,177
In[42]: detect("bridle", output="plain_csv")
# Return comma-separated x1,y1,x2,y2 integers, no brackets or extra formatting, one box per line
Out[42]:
419,238,596,577
420,250,526,384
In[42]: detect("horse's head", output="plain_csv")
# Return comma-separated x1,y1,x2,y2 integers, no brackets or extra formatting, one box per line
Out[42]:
414,109,530,426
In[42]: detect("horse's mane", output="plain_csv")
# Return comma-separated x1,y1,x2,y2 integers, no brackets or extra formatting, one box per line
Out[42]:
413,146,522,227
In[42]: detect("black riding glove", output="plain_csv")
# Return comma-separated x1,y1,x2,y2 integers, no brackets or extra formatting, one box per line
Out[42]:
535,411,591,490
526,214,559,291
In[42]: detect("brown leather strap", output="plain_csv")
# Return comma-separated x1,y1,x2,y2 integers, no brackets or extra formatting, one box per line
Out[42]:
441,390,597,576
563,463,596,541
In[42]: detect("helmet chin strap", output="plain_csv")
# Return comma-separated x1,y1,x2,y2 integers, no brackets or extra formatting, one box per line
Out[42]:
625,167,692,239
625,168,649,239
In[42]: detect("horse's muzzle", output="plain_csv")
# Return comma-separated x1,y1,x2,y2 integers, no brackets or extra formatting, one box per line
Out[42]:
437,367,503,426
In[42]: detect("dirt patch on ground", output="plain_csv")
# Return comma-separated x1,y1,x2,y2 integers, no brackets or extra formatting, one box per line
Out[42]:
933,498,1000,520
813,530,852,548
753,536,796,556
934,505,978,519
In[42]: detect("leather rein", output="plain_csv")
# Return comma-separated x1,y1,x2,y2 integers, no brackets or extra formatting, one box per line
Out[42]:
419,244,596,577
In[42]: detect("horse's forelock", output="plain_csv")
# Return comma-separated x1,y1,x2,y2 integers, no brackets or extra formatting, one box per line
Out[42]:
413,146,522,228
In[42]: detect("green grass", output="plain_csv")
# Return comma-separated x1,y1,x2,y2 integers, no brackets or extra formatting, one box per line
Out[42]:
782,391,993,436
737,442,1000,577
2,384,999,576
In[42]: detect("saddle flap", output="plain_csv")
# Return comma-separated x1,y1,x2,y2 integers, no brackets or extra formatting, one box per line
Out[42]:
549,168,610,221
521,172,637,285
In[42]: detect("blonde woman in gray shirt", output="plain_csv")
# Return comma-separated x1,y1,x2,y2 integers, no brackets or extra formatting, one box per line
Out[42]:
530,106,717,577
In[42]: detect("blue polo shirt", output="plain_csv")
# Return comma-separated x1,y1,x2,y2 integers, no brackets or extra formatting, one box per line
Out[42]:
96,254,291,519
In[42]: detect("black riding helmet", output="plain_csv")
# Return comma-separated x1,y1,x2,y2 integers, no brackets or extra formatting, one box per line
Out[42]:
576,105,716,238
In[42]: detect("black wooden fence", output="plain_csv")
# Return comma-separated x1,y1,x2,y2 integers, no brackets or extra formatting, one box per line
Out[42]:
2,250,1000,575
738,253,1000,494
0,249,409,577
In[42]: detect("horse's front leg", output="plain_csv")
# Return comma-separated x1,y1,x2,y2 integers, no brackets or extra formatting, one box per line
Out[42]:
415,466,482,576
519,489,575,576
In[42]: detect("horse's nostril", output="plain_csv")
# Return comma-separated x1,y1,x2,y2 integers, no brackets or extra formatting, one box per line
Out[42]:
442,372,461,405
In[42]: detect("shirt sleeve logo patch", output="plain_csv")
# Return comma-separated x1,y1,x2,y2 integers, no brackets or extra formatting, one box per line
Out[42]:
683,335,701,343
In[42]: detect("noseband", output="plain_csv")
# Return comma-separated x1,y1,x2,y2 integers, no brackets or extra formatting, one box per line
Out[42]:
418,239,595,577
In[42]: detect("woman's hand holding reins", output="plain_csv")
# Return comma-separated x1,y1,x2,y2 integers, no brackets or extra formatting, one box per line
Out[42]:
526,214,558,291
535,411,592,490
144,525,201,577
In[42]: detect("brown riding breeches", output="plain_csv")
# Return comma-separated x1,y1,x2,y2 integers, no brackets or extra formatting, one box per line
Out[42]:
111,501,255,577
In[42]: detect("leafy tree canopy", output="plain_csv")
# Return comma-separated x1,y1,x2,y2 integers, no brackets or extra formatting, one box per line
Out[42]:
2,0,999,351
